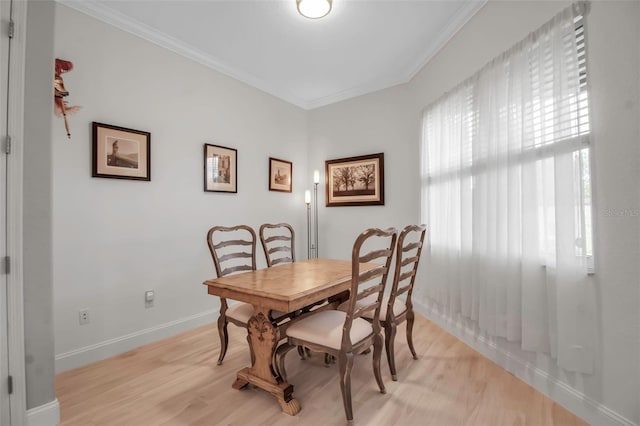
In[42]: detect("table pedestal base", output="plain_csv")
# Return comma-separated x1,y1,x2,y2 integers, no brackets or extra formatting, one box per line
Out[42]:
232,310,301,416
234,367,301,415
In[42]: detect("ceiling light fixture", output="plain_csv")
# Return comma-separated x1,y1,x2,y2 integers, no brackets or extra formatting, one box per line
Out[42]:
296,0,332,19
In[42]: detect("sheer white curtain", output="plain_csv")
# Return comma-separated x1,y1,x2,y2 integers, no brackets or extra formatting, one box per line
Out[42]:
420,2,595,373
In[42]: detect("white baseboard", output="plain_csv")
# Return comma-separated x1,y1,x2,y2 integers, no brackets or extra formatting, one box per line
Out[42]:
27,398,60,426
413,301,637,426
55,310,217,373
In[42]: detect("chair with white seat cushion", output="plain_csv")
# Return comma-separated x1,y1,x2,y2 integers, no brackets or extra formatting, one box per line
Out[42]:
208,225,297,366
275,227,397,425
259,222,311,360
362,224,426,381
207,225,258,365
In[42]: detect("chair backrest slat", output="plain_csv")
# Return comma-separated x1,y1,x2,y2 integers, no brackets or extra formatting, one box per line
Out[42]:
355,282,384,302
356,266,387,285
401,255,420,267
395,285,410,297
397,269,415,283
218,251,253,264
264,235,291,244
207,225,257,278
214,239,254,249
359,248,392,263
270,257,293,267
260,223,295,267
268,246,291,255
387,225,426,320
402,241,422,253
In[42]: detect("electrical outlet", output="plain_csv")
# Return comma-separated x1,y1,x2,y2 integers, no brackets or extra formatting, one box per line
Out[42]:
79,309,90,325
145,290,154,308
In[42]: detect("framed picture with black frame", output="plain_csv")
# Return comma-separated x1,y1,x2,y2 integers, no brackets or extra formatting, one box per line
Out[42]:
204,143,237,193
268,157,292,193
325,153,384,206
92,122,151,181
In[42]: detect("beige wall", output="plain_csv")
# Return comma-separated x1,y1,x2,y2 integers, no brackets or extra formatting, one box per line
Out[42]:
22,1,639,424
309,1,640,424
585,2,640,422
50,3,308,369
308,84,420,260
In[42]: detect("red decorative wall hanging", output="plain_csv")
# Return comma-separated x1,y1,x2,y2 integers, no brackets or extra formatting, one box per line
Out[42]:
54,58,81,139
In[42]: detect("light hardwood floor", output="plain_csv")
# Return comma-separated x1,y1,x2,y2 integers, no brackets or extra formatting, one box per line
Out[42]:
56,314,588,426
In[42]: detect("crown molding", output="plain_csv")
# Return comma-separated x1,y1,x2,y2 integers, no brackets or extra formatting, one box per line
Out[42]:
304,76,407,110
57,0,309,108
57,0,485,110
404,0,487,82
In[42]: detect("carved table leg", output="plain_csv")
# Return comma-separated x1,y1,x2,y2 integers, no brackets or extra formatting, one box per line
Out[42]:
247,310,279,384
234,306,301,416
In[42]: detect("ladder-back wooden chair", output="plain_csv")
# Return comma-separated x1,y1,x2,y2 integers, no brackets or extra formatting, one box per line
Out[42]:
275,227,397,424
362,224,426,380
259,223,313,360
259,223,295,267
206,225,258,365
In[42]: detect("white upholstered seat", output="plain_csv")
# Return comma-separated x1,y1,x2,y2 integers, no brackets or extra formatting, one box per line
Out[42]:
225,302,254,323
286,310,373,350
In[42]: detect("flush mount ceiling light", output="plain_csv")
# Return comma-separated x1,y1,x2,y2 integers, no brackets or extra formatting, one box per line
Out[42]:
297,0,332,19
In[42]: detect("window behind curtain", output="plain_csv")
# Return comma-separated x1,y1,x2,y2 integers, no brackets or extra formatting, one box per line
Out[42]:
420,3,594,373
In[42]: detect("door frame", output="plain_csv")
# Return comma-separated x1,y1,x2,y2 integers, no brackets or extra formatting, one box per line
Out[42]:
5,0,27,424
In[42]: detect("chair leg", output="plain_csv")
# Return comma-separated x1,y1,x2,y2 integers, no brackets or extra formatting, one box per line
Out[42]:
324,353,334,367
217,315,229,365
406,310,418,360
297,345,307,360
384,322,398,381
275,342,296,383
338,352,355,424
373,332,387,393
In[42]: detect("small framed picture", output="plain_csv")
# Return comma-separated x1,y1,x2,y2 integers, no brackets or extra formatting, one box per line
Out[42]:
268,157,292,193
92,122,151,181
204,143,237,193
325,153,384,206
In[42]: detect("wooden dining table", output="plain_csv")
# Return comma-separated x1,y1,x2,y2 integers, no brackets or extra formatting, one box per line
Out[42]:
203,257,378,415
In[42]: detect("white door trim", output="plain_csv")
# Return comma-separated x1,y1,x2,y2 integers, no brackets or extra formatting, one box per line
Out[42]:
7,0,27,424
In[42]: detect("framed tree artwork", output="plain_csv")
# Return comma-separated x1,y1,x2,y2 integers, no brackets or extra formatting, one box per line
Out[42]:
325,153,384,206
